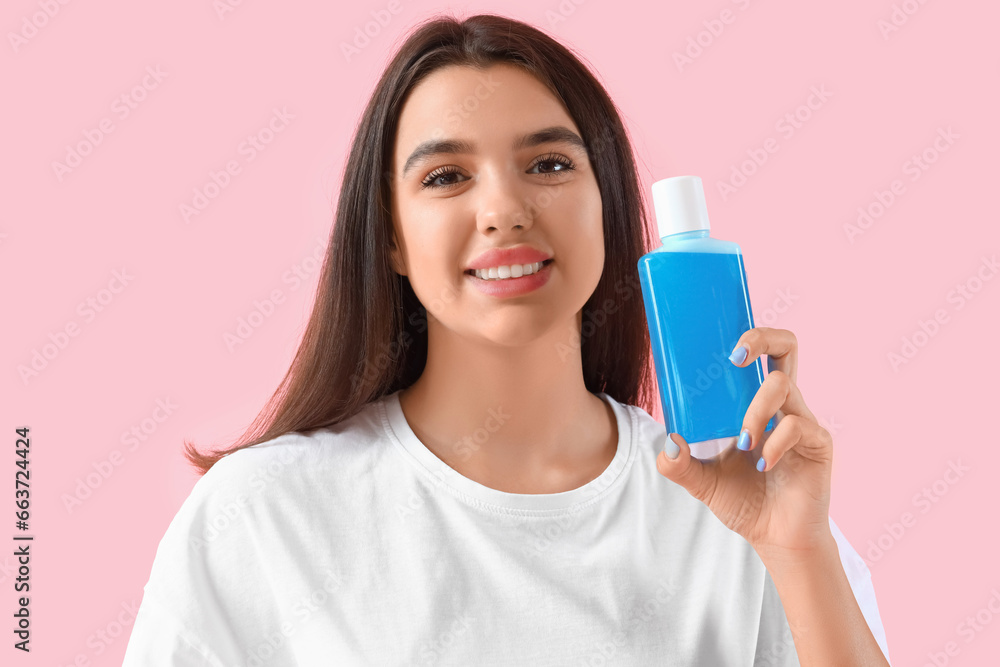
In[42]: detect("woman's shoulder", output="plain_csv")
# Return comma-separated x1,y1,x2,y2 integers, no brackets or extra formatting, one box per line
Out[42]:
207,430,321,483
158,401,388,548
198,398,389,494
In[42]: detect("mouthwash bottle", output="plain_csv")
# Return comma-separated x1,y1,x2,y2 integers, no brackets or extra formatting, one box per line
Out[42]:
637,175,776,459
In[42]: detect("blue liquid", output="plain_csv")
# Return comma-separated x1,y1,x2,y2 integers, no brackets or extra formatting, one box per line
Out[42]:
638,235,776,443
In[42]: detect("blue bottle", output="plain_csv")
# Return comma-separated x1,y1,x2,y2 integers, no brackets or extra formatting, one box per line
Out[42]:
637,175,776,459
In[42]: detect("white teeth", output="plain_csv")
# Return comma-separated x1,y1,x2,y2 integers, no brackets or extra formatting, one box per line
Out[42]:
473,262,545,280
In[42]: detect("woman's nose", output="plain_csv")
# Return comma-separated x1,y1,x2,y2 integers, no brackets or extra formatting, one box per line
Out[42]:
474,174,533,233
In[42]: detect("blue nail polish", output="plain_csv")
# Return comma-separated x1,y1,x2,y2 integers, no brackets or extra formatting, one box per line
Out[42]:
756,457,766,472
729,345,748,366
736,429,750,451
664,433,680,460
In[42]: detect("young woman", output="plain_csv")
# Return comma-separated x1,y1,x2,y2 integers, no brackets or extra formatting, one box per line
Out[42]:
124,13,891,666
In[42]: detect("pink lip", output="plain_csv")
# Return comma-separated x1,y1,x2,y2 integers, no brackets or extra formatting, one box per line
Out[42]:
465,259,554,298
465,245,552,272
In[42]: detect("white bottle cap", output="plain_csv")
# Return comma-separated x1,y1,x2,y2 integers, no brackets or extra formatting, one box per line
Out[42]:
651,175,711,239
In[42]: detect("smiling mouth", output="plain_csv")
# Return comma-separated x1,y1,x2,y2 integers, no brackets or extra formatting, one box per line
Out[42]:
464,258,554,278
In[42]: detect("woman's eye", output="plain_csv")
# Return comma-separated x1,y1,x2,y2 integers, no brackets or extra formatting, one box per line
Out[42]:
420,168,465,190
419,155,576,190
530,156,576,176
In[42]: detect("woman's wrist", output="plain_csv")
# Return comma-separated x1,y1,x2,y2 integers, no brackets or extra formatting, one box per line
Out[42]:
754,528,839,581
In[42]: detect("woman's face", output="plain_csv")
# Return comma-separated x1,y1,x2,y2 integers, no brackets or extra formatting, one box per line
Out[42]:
390,63,604,348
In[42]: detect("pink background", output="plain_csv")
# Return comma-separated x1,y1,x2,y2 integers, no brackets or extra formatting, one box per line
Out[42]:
4,0,998,664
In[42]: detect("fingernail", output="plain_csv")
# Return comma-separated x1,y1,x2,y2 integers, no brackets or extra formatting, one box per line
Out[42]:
729,345,748,366
736,429,750,451
756,457,767,472
664,433,680,459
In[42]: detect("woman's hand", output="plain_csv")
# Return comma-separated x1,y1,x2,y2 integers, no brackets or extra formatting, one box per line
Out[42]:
655,327,836,567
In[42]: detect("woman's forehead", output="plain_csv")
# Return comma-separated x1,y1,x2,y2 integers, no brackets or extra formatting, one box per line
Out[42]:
393,66,577,170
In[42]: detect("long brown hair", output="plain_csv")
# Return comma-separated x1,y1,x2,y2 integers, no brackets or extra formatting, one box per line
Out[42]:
183,12,657,476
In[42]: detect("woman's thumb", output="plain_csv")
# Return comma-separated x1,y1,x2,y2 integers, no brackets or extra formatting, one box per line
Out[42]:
656,432,712,503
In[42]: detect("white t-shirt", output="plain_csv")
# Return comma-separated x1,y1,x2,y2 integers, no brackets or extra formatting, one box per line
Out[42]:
123,390,891,666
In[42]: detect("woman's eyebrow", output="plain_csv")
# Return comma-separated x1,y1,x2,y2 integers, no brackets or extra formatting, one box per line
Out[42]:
401,125,586,178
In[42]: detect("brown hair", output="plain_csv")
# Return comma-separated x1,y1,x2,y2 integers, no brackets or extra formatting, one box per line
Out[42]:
183,12,657,476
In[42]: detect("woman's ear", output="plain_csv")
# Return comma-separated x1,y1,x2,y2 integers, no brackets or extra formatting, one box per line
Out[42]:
388,235,407,276
387,202,407,275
